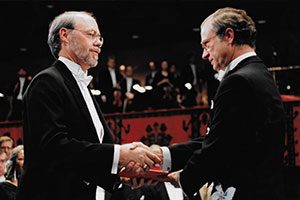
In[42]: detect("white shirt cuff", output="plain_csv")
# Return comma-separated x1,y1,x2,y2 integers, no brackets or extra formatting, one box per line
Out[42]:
111,144,120,174
160,146,172,171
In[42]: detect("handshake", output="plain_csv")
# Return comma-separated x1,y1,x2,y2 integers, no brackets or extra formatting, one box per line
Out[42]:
118,142,172,189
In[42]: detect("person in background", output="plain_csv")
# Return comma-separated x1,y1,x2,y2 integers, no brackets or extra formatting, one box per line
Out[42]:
16,11,160,200
6,67,31,121
0,150,7,183
152,60,178,109
97,55,123,113
180,53,201,107
145,61,158,86
0,145,24,200
168,63,184,108
144,61,158,110
120,65,141,112
111,88,123,113
0,136,13,161
152,7,285,200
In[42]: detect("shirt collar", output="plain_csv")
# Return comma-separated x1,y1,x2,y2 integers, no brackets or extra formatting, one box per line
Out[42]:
58,56,93,86
218,51,256,81
226,51,256,73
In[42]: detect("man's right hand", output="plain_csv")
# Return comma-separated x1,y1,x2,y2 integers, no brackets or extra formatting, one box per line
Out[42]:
149,144,163,161
119,142,161,169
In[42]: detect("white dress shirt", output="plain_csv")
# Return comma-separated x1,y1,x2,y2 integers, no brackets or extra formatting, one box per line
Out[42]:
17,77,25,100
126,77,133,92
190,64,197,86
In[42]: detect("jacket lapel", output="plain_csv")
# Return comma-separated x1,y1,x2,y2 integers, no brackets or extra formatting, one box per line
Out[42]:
53,60,100,143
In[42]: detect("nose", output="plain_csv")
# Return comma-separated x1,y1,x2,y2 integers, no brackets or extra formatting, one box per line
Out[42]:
94,37,103,48
202,48,209,60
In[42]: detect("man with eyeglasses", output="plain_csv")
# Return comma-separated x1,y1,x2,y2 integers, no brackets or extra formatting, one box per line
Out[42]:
0,136,13,160
16,11,160,200
152,7,285,200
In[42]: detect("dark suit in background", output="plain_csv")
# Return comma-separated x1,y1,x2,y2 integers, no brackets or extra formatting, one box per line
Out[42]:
180,61,201,107
97,66,123,113
7,72,31,121
120,77,140,112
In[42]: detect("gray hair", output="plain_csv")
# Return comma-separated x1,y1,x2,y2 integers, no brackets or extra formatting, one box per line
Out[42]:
6,145,24,181
47,11,95,59
201,7,257,48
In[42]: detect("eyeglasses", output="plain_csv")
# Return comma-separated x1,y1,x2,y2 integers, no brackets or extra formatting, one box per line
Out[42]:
70,28,104,45
201,35,217,52
0,146,12,151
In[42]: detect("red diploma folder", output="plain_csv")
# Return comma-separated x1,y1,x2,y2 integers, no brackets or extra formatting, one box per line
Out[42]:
118,164,169,181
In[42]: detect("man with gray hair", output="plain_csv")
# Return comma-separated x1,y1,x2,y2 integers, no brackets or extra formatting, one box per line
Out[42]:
153,7,285,200
16,11,160,200
0,136,13,160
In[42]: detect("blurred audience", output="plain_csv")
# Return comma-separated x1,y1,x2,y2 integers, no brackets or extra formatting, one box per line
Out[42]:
144,61,158,110
152,60,179,109
120,65,141,112
6,67,31,121
0,145,24,200
0,55,217,117
180,53,201,107
145,61,158,86
111,88,123,113
97,55,123,113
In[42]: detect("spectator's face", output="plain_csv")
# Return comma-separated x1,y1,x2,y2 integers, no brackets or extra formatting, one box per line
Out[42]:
149,61,156,70
0,141,13,159
68,15,102,69
18,68,27,77
113,90,121,99
161,61,168,70
169,65,176,73
0,153,6,176
16,150,24,171
107,58,116,69
201,21,230,72
125,66,133,77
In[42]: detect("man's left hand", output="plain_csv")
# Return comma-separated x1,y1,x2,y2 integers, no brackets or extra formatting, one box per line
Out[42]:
157,170,182,188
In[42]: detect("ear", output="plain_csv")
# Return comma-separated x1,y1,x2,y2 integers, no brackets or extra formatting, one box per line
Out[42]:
59,27,69,44
224,27,234,44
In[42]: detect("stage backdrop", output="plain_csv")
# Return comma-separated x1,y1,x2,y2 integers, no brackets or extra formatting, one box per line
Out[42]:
294,106,300,166
1,99,300,167
105,106,210,146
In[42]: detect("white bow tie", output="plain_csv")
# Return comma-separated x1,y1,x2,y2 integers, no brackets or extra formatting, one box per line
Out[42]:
76,72,93,86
